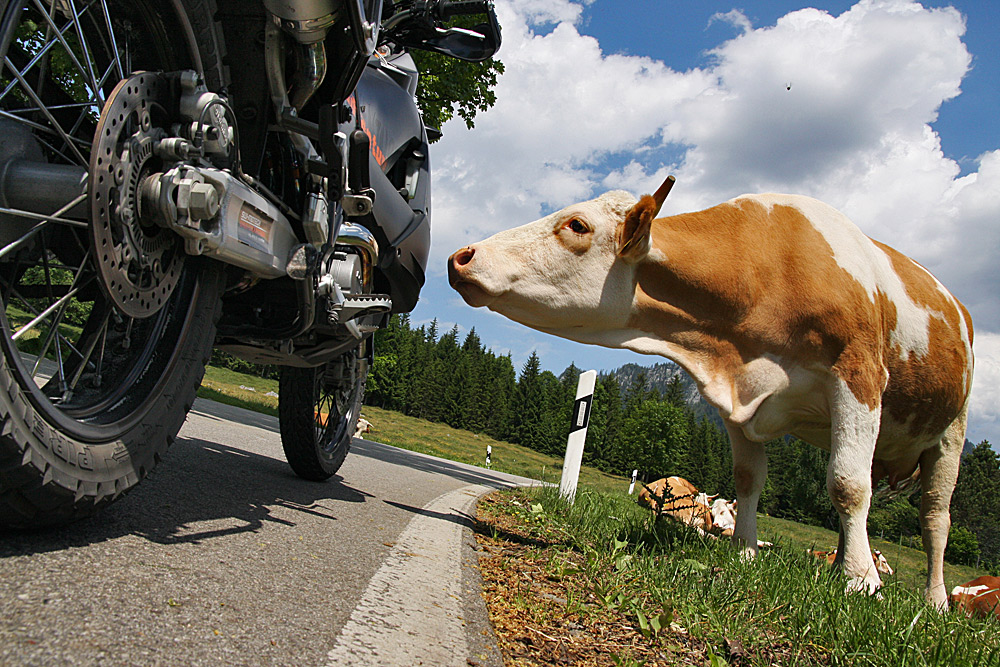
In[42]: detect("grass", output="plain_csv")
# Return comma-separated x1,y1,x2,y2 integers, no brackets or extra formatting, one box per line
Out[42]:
756,514,985,596
200,365,279,416
476,487,1000,667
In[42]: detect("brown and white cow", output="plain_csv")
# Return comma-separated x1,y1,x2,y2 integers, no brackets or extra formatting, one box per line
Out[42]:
448,177,974,608
950,576,1000,619
637,476,714,534
710,497,737,537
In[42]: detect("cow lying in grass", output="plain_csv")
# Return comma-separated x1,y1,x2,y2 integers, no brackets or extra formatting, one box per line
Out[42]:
637,476,714,535
950,576,1000,619
710,497,737,538
448,177,974,609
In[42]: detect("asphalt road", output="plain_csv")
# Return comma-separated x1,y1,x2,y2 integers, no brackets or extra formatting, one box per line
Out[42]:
0,398,539,666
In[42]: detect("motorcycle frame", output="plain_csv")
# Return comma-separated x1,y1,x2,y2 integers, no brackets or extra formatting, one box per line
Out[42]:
209,0,433,369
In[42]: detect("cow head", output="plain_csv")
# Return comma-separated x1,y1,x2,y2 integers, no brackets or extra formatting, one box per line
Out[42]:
448,177,676,335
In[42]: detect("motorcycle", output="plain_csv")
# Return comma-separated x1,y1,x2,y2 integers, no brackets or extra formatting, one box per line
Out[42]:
0,0,500,527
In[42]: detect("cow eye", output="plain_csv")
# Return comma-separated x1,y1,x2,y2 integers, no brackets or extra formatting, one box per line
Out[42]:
566,219,588,234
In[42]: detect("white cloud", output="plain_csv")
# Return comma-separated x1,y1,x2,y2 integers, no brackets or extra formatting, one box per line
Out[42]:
428,0,1000,443
708,10,753,34
503,0,589,27
970,332,1000,445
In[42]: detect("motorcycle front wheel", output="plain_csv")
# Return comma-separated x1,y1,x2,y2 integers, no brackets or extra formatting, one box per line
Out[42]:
0,0,227,528
279,347,368,481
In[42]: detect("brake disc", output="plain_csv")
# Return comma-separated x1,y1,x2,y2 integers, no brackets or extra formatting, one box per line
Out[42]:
89,72,185,319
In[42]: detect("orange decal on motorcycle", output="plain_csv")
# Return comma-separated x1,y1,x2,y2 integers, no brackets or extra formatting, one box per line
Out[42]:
347,96,386,167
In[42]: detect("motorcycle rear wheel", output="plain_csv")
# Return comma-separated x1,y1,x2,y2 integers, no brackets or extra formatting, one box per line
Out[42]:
279,347,368,481
0,0,227,528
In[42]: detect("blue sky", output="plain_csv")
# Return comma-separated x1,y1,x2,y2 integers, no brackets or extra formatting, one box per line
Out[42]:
410,0,1000,445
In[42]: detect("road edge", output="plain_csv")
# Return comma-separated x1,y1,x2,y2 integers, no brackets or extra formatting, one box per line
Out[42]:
325,483,519,666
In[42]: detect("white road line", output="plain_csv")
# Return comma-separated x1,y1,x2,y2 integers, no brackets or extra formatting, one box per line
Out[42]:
326,483,492,666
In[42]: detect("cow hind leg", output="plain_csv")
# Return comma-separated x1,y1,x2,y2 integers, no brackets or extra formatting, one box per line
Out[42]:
726,422,767,557
919,405,967,610
827,379,881,595
833,523,846,569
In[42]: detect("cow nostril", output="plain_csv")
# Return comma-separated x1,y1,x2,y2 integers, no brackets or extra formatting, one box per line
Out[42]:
453,246,475,267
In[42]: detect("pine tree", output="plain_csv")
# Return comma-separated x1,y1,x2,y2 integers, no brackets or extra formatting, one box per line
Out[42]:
619,399,689,480
951,440,1000,562
509,352,545,449
663,376,685,408
462,327,482,354
485,354,517,440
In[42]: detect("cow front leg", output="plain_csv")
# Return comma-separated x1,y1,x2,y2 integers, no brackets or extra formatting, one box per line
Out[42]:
726,422,766,557
827,379,881,595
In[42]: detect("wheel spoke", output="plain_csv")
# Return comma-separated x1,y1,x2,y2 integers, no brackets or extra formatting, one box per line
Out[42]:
2,56,88,164
98,0,123,81
66,308,108,393
27,0,103,110
65,0,105,108
0,193,90,260
0,12,76,103
11,281,85,341
0,0,216,418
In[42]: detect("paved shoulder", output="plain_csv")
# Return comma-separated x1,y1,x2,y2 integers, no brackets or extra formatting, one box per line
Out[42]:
327,484,499,666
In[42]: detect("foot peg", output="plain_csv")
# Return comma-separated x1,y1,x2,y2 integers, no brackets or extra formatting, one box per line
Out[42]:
327,291,392,324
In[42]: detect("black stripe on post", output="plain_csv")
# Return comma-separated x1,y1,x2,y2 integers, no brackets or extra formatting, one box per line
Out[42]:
569,395,593,433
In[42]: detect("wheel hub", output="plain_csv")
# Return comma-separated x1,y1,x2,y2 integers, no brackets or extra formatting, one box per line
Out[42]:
90,72,185,319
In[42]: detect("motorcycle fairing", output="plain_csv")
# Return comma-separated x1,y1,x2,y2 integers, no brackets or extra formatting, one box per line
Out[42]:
345,59,430,313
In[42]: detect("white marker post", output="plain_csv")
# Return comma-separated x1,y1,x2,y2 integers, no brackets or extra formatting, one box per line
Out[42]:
559,370,597,504
628,469,638,495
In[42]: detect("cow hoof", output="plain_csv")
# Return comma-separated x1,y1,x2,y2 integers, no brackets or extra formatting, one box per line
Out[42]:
845,576,881,597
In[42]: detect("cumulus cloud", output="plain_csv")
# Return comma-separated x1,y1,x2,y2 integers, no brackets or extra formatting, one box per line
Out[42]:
427,0,1000,443
970,332,1000,444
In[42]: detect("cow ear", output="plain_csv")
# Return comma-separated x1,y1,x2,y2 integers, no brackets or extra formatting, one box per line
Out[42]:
652,175,676,215
617,176,674,262
617,195,656,262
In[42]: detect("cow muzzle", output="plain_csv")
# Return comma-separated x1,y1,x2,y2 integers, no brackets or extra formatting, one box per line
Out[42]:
448,246,495,308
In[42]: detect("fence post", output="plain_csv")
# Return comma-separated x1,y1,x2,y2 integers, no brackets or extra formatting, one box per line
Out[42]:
559,370,597,504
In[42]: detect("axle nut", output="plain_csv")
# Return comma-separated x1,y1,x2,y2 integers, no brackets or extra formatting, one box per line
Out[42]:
187,182,220,220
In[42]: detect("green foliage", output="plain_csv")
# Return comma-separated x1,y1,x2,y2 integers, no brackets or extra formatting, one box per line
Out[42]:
762,438,836,529
19,265,92,327
869,497,920,539
411,15,504,134
945,525,981,566
951,440,1000,564
209,349,278,381
618,399,688,480
14,18,95,115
